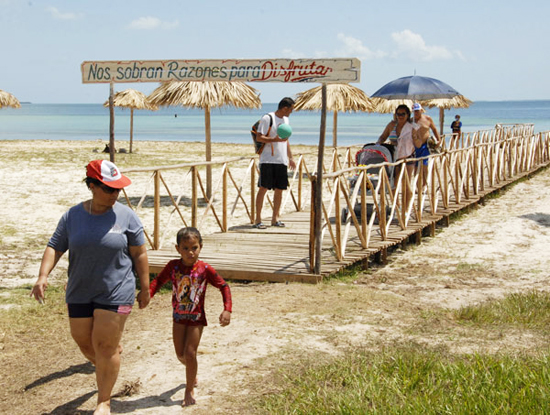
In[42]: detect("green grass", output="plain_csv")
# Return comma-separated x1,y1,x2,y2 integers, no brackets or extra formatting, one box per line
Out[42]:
256,345,550,414
455,290,550,332
253,291,550,414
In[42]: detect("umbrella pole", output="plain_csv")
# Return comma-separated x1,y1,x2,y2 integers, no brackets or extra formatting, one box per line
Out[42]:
205,107,212,199
109,82,115,162
439,107,444,136
130,108,134,153
333,111,338,148
314,84,327,274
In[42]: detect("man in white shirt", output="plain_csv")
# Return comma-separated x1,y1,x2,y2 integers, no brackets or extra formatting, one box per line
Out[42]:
253,97,296,229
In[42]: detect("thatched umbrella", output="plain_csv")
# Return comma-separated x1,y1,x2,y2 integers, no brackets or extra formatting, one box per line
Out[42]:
423,95,473,135
294,83,375,147
0,90,21,109
371,95,472,136
148,81,261,197
103,89,158,153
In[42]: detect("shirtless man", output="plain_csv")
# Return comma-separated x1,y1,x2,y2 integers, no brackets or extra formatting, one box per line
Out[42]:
412,103,440,184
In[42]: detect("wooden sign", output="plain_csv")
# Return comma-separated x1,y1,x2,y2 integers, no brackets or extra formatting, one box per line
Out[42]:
81,58,360,84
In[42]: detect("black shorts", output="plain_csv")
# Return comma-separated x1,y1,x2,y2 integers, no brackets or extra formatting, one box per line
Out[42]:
67,302,133,318
259,163,288,190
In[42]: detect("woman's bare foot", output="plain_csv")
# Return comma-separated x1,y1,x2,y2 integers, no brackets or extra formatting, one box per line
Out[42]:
183,390,196,407
94,401,111,415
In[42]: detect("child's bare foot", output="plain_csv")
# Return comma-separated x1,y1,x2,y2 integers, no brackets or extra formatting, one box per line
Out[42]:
94,401,111,415
183,390,196,407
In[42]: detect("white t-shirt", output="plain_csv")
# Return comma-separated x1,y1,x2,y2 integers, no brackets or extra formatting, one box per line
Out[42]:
258,112,289,165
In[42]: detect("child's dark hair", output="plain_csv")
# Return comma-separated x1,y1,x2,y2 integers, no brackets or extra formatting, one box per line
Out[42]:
177,227,203,245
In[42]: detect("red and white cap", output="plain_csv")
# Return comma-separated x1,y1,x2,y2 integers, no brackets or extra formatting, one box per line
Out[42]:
86,159,131,189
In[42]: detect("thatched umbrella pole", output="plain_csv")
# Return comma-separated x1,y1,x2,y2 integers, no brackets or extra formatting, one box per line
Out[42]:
439,107,445,136
109,82,115,162
129,108,134,153
333,111,338,148
204,106,212,198
314,84,328,274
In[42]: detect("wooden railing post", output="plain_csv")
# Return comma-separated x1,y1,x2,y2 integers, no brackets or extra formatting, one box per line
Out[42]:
309,175,316,273
153,170,160,250
191,166,198,228
251,160,256,224
222,165,228,232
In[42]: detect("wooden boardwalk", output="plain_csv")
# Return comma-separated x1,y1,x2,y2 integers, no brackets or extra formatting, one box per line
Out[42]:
147,164,547,283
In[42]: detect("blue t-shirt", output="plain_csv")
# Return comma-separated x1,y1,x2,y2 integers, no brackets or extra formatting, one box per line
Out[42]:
48,201,145,305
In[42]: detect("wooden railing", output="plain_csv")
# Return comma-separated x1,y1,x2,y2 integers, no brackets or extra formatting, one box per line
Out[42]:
310,126,548,271
121,123,547,275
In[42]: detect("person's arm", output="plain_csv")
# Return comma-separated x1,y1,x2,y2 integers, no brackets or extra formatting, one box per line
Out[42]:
376,122,393,145
31,246,64,302
129,244,150,309
205,266,232,326
429,116,441,143
287,142,296,170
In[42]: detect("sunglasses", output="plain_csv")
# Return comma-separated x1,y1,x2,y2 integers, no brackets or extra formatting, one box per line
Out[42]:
97,183,121,194
396,112,407,116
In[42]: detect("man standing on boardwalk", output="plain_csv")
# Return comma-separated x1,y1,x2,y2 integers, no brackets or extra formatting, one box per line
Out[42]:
412,103,441,184
253,97,296,229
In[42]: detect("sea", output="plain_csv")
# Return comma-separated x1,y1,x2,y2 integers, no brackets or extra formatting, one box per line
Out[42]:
1,100,549,147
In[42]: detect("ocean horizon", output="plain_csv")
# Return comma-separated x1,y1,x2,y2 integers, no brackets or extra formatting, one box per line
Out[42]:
1,100,549,147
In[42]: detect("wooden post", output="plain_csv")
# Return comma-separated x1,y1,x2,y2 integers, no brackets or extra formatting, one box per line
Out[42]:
205,106,212,199
298,159,302,211
109,82,115,162
313,84,327,275
191,166,198,228
251,160,256,223
309,175,316,272
154,170,160,249
129,108,134,153
333,111,338,148
222,166,227,232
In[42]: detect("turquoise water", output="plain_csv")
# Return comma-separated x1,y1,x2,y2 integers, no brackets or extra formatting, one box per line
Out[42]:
1,101,549,146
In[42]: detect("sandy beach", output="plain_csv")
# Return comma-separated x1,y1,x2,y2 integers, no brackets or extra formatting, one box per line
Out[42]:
1,139,550,414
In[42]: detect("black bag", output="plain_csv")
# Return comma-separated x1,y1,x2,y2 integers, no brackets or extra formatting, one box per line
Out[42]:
251,113,273,155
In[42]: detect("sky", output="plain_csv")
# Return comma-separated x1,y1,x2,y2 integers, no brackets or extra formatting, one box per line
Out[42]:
1,0,549,104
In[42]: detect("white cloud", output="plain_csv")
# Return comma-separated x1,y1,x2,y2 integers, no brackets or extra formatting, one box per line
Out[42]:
281,49,329,59
336,34,388,60
391,30,456,61
46,6,82,20
128,16,179,30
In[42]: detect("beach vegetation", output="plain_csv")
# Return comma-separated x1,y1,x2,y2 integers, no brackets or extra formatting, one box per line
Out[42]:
254,344,550,415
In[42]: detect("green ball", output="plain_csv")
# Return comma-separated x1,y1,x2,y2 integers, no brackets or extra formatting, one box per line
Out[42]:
277,123,292,139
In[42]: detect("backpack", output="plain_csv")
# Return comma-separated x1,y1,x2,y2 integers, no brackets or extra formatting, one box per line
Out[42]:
251,113,274,155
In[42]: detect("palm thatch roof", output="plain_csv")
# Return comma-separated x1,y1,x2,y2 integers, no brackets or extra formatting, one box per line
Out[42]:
103,89,158,154
423,95,473,110
294,84,375,147
103,88,158,110
294,84,375,112
371,95,473,135
0,90,21,109
147,81,261,198
148,81,261,109
371,95,472,113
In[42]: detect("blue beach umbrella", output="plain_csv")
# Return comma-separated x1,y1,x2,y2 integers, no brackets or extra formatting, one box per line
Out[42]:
371,75,460,101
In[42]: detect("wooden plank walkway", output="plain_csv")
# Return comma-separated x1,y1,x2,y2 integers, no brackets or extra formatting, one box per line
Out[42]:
147,164,547,283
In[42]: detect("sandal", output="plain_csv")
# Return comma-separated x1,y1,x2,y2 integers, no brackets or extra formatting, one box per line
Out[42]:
272,221,285,227
253,222,267,229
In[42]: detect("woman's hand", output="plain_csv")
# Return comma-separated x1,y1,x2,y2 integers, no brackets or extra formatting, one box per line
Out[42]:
31,276,48,304
137,289,150,309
